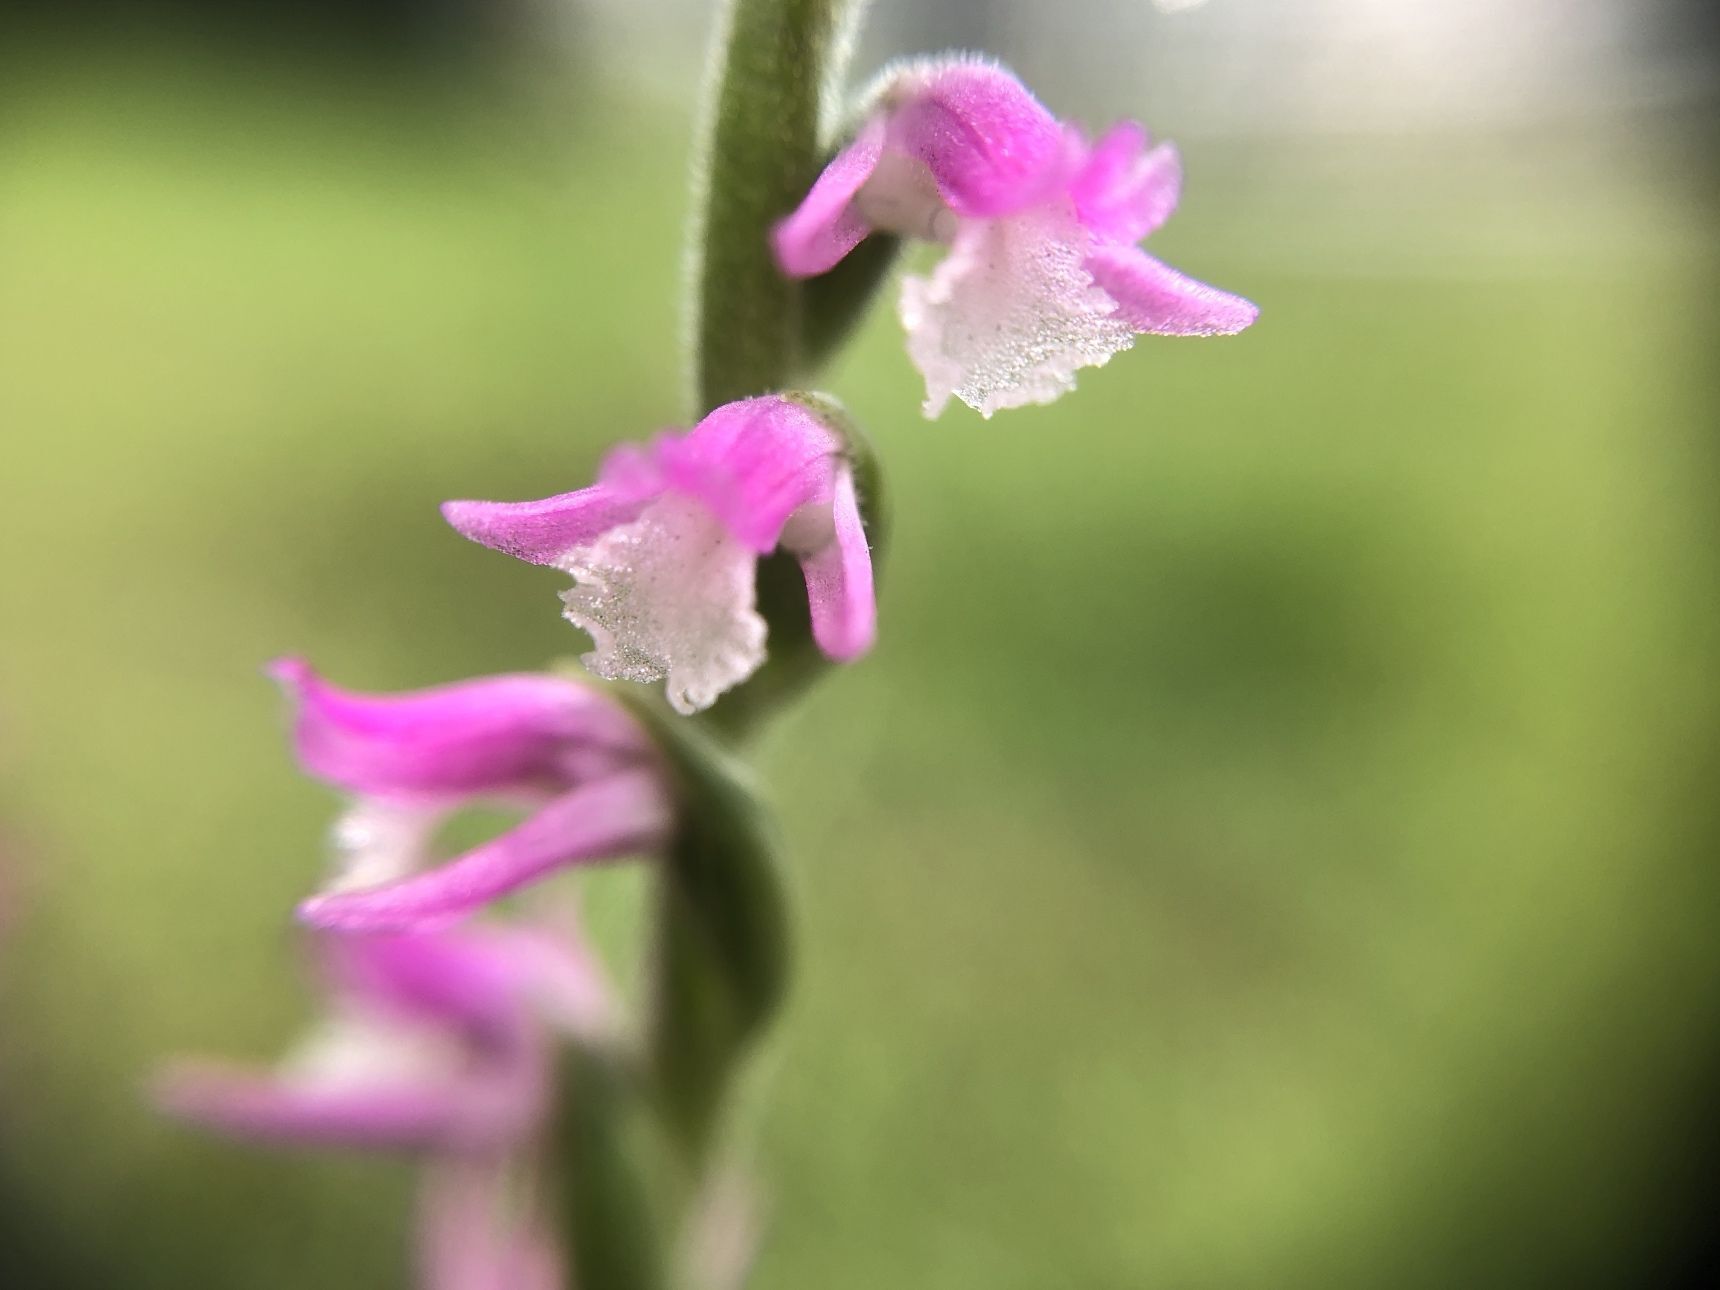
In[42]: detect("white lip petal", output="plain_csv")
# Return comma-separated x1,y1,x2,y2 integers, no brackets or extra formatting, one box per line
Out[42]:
852,149,958,243
279,1010,464,1091
558,494,767,715
328,799,444,894
900,202,1135,418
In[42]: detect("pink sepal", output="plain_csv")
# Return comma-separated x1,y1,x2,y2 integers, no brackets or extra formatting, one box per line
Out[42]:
155,930,563,1155
796,466,876,661
418,1160,565,1290
1086,244,1260,336
888,59,1068,217
441,396,878,707
299,770,674,933
444,396,842,562
772,115,888,276
1070,122,1182,244
268,658,646,800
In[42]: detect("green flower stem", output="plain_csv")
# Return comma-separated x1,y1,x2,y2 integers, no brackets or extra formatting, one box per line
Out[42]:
690,0,862,413
559,3,889,1285
628,697,790,1163
556,1049,672,1290
550,688,789,1286
799,230,901,375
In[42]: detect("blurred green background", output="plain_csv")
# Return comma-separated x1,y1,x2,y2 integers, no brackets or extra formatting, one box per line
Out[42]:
2,3,1718,1287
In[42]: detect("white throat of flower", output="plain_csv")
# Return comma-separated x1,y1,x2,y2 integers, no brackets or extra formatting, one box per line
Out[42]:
281,1009,466,1090
901,202,1134,418
558,493,767,715
852,149,959,243
776,497,836,559
329,798,445,894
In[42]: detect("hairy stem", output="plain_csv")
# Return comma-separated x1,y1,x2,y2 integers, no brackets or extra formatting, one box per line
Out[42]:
557,1051,671,1290
638,703,789,1163
688,0,864,413
557,7,879,1288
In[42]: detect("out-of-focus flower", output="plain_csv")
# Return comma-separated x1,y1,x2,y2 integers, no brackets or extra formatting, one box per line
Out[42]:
270,659,673,932
774,56,1258,417
418,1156,564,1290
442,395,876,715
157,925,613,1290
156,927,605,1152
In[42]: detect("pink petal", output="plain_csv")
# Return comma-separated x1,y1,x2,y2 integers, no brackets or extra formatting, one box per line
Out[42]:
478,923,622,1043
886,58,1068,218
794,467,876,662
268,659,647,798
299,770,674,932
419,1160,564,1290
324,931,530,1033
1070,122,1182,243
157,927,569,1156
346,912,621,1045
154,1062,488,1152
1085,244,1259,337
437,398,861,710
651,396,843,553
772,115,887,277
446,397,843,568
157,1010,545,1154
441,484,654,568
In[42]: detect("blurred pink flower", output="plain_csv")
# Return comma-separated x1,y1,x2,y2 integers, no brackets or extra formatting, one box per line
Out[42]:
774,56,1258,417
442,394,876,714
270,659,673,933
157,925,613,1290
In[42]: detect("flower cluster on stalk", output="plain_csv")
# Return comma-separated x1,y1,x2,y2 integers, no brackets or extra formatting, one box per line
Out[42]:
160,45,1252,1290
776,57,1256,416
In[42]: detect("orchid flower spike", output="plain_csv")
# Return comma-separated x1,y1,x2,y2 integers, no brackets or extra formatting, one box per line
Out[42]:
157,926,606,1289
774,56,1259,418
442,394,877,715
269,659,674,932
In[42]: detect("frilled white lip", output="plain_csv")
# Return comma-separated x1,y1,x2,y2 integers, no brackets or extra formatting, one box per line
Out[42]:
440,394,879,714
902,203,1135,418
559,493,769,716
772,57,1259,418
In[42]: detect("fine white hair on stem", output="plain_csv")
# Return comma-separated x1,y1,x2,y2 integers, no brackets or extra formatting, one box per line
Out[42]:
683,0,875,414
679,0,739,414
819,0,874,140
852,48,1017,114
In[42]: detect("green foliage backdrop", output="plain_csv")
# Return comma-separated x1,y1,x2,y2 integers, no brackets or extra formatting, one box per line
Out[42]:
1,45,1716,1290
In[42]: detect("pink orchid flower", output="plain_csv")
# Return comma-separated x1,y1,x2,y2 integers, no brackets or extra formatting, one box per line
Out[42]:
270,659,673,932
441,394,876,715
774,56,1259,418
157,926,612,1290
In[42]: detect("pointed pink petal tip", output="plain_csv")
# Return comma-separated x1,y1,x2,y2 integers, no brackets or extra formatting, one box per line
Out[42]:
772,116,887,277
265,660,646,798
1071,122,1183,243
798,467,876,662
297,770,675,933
152,1062,468,1152
1087,246,1258,337
267,655,314,689
441,486,655,567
